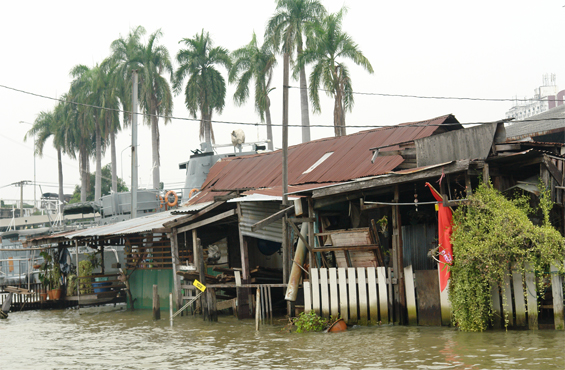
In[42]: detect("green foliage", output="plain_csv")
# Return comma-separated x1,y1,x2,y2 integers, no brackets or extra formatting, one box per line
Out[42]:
38,251,61,290
78,260,94,294
450,182,565,331
67,274,77,296
291,310,341,333
292,310,328,333
86,252,101,270
69,163,128,203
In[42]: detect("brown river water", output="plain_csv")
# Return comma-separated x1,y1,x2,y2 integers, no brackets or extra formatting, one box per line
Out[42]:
1,306,564,369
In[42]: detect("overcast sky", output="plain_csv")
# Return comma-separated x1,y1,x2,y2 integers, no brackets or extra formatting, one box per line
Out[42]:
1,0,564,204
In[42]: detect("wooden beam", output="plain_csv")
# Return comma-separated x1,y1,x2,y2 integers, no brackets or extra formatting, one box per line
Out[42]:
312,159,470,199
237,203,250,281
543,156,563,186
177,209,237,234
169,229,182,311
311,244,382,252
214,194,240,202
495,143,522,151
288,217,315,223
286,218,314,256
251,205,295,232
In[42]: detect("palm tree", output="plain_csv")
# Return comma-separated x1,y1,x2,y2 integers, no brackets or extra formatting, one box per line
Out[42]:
174,29,231,150
296,9,374,136
25,103,69,212
266,0,326,143
68,65,96,202
94,62,121,193
109,26,173,190
138,30,173,190
71,64,119,200
229,32,277,151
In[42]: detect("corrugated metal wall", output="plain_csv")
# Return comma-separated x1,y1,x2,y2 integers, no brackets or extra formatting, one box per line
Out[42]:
128,269,173,310
402,224,437,270
239,202,283,243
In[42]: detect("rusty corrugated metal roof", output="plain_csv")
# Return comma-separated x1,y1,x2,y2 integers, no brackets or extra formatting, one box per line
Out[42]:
192,115,459,202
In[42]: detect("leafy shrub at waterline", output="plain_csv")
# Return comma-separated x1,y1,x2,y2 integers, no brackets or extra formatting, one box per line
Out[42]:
291,310,342,333
450,182,565,332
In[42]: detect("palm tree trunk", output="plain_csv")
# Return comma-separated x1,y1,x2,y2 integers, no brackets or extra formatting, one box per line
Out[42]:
80,149,88,202
265,95,274,151
95,119,102,200
110,130,117,193
57,148,64,213
334,88,344,137
297,42,311,143
151,104,160,190
85,156,91,198
202,111,213,150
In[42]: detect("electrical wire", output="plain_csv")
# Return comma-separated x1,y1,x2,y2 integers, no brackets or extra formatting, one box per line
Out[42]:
285,85,552,103
3,83,563,131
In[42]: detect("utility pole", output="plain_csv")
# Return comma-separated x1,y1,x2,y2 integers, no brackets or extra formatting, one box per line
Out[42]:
282,53,289,207
282,52,290,316
14,181,31,218
131,70,138,220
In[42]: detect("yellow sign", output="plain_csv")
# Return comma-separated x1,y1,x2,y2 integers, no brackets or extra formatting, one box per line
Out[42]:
193,279,206,292
435,204,439,211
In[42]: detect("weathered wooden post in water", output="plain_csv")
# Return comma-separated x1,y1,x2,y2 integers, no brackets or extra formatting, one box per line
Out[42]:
197,238,209,320
153,285,160,320
169,293,173,326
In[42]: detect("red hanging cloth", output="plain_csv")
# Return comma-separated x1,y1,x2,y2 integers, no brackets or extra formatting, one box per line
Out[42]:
425,182,453,292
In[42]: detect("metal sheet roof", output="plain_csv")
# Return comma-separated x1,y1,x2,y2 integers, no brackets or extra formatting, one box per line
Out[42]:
59,210,180,238
506,104,565,140
28,203,213,243
192,114,460,202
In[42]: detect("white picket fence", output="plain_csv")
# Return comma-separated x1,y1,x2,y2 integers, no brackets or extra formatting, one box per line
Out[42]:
303,267,390,324
304,263,564,330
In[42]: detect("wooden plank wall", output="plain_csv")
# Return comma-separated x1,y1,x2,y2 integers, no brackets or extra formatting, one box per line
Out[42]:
490,260,565,330
304,267,389,324
305,262,565,329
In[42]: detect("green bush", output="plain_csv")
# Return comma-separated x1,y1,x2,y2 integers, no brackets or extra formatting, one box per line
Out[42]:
292,310,329,333
450,182,565,331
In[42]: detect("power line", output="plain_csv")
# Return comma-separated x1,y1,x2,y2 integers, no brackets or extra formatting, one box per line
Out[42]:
2,83,563,132
286,85,551,102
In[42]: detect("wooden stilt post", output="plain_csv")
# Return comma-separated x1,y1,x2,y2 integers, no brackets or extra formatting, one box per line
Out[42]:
169,293,173,326
237,204,252,319
192,229,199,271
268,286,273,324
491,283,502,328
100,242,105,275
483,162,490,186
208,288,218,322
392,185,406,324
465,172,472,197
169,229,182,313
255,287,261,331
550,262,564,330
308,197,315,270
283,213,289,317
152,284,160,320
524,263,538,330
197,237,208,321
